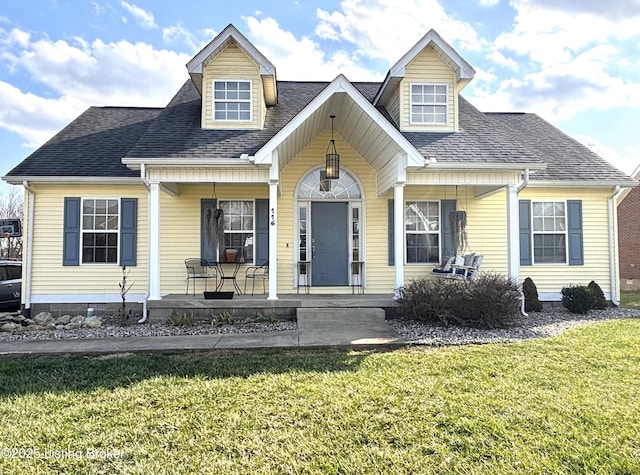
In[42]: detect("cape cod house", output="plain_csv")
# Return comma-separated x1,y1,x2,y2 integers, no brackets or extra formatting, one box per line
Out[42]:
4,24,636,318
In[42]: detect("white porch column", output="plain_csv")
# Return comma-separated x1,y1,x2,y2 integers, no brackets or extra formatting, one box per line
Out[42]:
268,181,278,300
394,184,405,294
506,184,520,282
148,181,161,300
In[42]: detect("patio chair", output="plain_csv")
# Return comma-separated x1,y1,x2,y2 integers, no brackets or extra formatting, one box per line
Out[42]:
184,258,218,296
244,261,269,295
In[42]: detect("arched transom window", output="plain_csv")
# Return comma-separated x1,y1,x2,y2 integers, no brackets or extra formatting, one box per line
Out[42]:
296,168,361,200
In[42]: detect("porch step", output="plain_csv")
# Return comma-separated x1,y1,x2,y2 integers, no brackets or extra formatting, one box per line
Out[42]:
296,308,404,347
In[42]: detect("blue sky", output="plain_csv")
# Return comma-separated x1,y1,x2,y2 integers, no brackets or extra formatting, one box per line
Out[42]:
1,0,639,196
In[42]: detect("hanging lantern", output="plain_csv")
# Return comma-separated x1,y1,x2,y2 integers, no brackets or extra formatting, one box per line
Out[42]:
325,115,339,179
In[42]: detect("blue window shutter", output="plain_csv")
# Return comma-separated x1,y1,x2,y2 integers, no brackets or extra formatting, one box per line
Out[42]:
119,198,137,266
255,199,269,265
567,200,583,265
63,197,81,266
441,200,456,257
519,200,532,266
388,199,394,266
201,199,218,263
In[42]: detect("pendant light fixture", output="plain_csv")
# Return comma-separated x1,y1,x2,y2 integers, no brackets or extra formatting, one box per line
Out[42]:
325,115,339,180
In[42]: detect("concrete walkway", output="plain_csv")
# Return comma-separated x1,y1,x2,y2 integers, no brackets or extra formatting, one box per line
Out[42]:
0,308,406,356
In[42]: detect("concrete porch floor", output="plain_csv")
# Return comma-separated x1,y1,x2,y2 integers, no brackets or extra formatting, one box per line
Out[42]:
147,293,401,321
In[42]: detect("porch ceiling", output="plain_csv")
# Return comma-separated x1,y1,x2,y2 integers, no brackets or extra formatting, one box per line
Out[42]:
275,91,406,172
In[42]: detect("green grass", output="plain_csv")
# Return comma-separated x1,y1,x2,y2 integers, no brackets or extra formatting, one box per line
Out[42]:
1,320,639,474
620,290,640,309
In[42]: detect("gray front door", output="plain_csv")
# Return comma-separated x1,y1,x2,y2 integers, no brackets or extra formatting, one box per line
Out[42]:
311,202,349,286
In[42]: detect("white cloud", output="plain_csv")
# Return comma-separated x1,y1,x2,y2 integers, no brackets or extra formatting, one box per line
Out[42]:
315,0,482,64
479,0,500,6
0,81,82,147
244,16,380,81
120,1,157,30
574,134,640,175
0,29,189,147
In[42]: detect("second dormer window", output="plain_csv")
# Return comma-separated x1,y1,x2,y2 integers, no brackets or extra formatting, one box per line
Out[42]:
410,83,447,125
213,80,252,121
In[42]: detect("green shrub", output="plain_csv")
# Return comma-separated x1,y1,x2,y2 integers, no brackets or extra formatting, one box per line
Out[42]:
399,273,521,329
522,277,543,312
561,285,595,314
588,281,608,309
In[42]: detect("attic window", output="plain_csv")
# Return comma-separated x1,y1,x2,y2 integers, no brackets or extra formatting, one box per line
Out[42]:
410,84,447,125
213,80,252,121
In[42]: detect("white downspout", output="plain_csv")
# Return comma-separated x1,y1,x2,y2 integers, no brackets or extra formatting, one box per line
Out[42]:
608,186,622,306
22,181,35,317
516,170,529,316
137,164,150,324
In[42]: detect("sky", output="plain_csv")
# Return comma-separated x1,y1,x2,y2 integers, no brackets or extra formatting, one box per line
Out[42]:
1,0,639,196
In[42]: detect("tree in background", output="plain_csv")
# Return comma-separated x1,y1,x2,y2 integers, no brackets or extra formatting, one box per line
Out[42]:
0,187,24,260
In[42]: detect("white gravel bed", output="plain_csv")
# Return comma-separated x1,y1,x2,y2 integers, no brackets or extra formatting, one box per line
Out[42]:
388,307,640,346
1,308,638,345
0,316,297,342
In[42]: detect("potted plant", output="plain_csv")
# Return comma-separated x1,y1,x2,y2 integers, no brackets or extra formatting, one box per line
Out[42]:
225,248,238,262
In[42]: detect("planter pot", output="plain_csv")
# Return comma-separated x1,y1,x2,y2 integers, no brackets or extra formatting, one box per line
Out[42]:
204,291,234,300
225,249,238,262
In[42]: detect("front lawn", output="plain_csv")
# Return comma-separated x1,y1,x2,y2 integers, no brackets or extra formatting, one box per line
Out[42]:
1,319,639,474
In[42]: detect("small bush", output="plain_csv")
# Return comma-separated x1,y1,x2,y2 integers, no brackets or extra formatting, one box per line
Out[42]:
522,277,543,312
211,311,234,327
165,311,193,327
400,273,521,329
561,285,595,314
588,281,607,309
448,273,521,329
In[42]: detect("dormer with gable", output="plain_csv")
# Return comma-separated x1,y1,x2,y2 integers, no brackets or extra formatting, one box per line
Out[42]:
186,24,277,130
374,29,475,133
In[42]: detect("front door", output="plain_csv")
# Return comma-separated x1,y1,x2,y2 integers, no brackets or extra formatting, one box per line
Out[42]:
311,202,349,286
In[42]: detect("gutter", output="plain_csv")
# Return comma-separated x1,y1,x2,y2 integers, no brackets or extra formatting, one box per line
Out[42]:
608,186,622,306
22,181,35,318
516,170,530,317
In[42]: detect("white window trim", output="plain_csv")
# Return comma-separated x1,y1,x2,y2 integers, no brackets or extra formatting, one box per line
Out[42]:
212,79,252,122
404,200,441,265
409,83,448,125
219,199,256,264
531,200,568,265
80,197,120,265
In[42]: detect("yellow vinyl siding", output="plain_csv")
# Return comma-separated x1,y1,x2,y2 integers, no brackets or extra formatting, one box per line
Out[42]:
28,184,148,296
519,188,614,296
387,88,400,126
401,46,456,132
202,42,263,130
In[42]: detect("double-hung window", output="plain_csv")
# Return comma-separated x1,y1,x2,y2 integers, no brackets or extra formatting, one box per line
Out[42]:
82,198,119,264
410,84,447,125
213,80,251,121
405,201,440,263
220,200,254,262
532,201,566,264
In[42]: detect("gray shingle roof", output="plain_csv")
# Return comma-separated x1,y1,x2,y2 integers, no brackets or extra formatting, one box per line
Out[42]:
5,78,634,185
486,111,634,182
5,107,161,178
